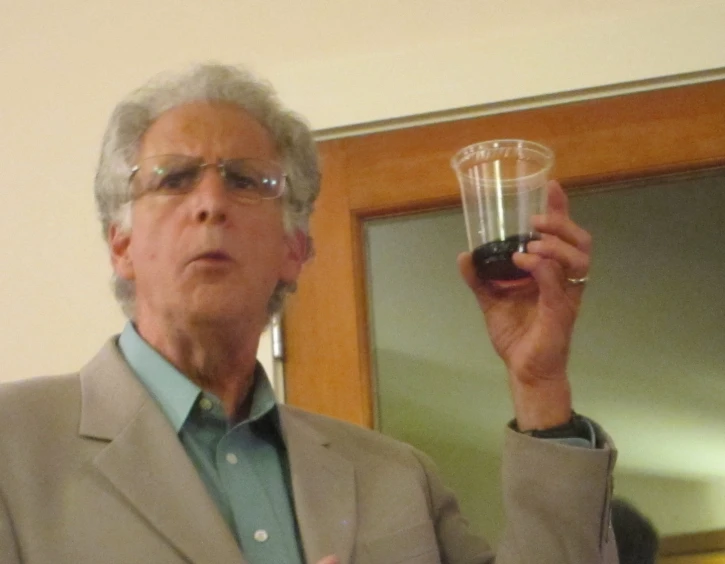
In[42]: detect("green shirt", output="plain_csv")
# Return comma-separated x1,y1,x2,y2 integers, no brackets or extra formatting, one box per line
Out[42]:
118,323,303,563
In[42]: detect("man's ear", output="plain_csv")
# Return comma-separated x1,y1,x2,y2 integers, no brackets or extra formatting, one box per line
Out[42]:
281,229,308,284
108,223,135,281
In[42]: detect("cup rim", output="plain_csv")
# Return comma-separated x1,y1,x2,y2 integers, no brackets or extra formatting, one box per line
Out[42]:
450,139,555,182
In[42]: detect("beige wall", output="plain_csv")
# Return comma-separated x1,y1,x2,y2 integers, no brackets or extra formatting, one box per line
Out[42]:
1,0,724,382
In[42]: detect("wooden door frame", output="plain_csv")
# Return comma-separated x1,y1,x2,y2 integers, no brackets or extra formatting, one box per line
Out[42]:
283,79,725,429
660,529,725,561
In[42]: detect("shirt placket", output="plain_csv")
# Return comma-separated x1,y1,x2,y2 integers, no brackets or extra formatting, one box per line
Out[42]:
216,424,300,564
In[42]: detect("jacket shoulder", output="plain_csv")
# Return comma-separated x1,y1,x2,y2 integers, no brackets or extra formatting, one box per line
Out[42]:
0,373,81,429
0,372,80,400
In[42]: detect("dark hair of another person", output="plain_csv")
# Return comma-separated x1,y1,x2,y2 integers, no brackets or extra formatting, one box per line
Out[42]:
611,498,659,564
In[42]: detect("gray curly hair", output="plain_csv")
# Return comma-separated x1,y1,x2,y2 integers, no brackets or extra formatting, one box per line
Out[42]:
94,63,321,320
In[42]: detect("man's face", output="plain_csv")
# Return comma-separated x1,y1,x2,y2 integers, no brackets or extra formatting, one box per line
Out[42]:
109,101,305,331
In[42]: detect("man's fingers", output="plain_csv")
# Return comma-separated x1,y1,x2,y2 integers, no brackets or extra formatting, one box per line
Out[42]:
525,236,590,280
457,252,479,291
531,215,592,253
316,556,340,564
545,180,570,218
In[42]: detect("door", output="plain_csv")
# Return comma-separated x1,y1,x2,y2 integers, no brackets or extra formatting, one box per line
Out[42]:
283,79,725,428
281,77,725,556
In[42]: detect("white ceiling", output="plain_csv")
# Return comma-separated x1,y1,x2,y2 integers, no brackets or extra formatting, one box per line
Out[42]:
2,0,723,129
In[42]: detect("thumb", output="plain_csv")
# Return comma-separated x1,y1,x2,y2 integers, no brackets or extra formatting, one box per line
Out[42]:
457,251,479,291
316,556,340,564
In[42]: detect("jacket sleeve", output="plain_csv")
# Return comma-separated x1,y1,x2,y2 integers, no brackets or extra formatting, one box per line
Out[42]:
415,427,619,564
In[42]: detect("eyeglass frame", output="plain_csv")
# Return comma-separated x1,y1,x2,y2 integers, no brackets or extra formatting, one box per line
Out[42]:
127,154,288,203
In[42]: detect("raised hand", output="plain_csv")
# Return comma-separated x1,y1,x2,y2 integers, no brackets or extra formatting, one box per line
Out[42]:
458,180,591,430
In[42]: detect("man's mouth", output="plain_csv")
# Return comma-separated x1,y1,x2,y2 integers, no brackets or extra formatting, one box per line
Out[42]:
192,250,233,262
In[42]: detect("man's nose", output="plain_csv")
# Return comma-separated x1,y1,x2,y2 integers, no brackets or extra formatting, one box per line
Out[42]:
191,165,229,224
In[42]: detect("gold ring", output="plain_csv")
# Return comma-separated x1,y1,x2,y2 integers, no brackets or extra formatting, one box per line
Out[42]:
566,276,589,286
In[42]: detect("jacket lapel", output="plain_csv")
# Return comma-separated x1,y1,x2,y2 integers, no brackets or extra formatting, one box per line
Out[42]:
79,339,245,564
279,407,357,564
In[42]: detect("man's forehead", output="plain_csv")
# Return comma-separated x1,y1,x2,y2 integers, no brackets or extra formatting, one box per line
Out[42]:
137,101,277,160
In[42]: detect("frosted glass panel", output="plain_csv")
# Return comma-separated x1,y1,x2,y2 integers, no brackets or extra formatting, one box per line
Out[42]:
365,173,725,544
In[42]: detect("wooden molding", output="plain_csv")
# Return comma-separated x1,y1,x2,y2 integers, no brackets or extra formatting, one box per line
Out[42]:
661,529,725,557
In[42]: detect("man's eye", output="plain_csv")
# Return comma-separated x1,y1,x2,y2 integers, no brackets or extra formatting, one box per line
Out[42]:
225,171,259,191
157,169,196,190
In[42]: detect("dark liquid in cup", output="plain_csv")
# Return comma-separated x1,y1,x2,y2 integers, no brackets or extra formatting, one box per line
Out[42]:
472,233,540,281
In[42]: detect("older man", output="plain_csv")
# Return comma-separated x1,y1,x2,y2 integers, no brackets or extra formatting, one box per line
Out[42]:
0,64,618,564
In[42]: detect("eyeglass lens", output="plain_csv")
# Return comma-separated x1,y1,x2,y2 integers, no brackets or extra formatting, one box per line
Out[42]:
134,155,284,200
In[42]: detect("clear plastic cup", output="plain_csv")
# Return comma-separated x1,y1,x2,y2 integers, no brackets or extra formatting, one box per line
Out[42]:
451,139,554,281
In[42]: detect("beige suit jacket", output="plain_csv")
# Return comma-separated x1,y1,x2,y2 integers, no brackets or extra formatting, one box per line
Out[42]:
0,339,618,563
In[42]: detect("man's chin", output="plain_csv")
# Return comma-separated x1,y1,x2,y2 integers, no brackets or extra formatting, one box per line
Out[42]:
183,299,267,328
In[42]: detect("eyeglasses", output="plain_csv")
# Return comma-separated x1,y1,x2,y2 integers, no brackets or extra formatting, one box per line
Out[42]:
129,154,286,203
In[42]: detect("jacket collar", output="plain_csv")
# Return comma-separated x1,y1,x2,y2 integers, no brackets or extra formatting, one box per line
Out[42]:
278,406,357,564
79,337,360,564
79,337,245,564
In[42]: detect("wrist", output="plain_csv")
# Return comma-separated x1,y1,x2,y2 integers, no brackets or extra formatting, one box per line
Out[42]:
512,411,591,440
510,378,572,432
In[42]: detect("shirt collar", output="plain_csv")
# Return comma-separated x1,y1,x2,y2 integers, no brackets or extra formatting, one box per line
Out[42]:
118,322,278,432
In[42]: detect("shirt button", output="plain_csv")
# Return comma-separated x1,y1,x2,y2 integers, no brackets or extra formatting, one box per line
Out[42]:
226,453,238,465
253,529,269,543
199,397,213,411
